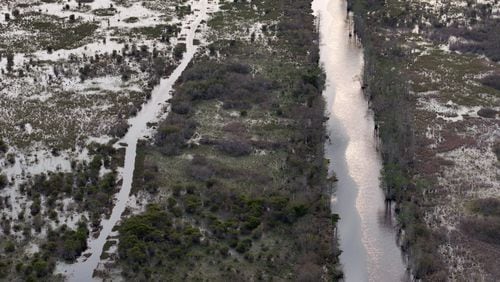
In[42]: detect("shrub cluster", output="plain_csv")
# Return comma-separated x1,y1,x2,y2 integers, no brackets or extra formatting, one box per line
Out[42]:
16,143,122,237
481,74,500,91
118,204,202,277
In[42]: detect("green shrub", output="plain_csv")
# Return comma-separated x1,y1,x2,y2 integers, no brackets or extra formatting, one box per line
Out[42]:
494,141,500,161
235,238,252,253
173,43,186,60
4,241,15,253
469,198,500,217
0,139,7,153
0,174,7,189
183,194,201,214
461,216,500,245
44,222,89,262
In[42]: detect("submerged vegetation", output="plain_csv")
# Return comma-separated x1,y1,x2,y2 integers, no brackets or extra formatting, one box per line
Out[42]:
0,0,197,279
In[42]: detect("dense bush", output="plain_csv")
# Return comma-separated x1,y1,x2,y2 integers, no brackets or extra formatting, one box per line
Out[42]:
110,119,130,138
154,114,196,155
177,62,273,107
188,161,214,181
0,139,7,153
29,256,52,278
4,241,15,253
171,101,192,115
481,74,500,91
173,43,186,60
216,139,253,157
235,238,252,253
432,19,500,61
469,198,500,217
494,141,500,161
118,204,202,276
150,58,278,159
461,217,500,245
477,108,497,118
43,222,89,262
0,174,7,189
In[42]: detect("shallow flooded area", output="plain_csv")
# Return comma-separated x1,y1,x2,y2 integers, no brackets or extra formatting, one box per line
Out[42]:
55,0,216,280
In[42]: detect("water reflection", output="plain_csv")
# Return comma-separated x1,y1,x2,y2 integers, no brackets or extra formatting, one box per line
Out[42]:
312,0,407,281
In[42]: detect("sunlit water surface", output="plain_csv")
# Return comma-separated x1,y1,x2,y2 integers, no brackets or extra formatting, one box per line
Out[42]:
312,0,408,281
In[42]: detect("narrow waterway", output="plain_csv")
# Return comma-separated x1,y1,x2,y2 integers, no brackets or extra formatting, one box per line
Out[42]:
56,0,213,280
312,0,407,281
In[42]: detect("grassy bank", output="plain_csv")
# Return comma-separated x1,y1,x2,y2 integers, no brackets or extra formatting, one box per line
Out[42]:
347,0,500,279
347,0,446,279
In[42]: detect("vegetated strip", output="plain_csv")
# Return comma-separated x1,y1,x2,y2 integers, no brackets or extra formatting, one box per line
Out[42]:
346,0,447,280
349,0,480,281
113,0,342,280
349,0,500,278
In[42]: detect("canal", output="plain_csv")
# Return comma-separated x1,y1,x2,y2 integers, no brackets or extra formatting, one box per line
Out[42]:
312,0,407,280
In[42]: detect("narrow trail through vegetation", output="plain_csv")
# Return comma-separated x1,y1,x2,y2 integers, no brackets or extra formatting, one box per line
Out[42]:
56,0,214,280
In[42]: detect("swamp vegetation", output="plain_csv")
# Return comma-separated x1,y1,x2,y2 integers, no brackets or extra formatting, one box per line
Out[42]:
115,0,342,280
348,0,500,279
